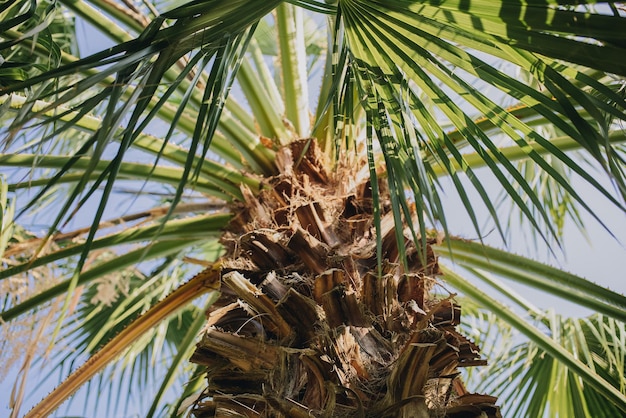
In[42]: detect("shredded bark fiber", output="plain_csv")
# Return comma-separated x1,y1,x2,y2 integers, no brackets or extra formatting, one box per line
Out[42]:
190,139,501,418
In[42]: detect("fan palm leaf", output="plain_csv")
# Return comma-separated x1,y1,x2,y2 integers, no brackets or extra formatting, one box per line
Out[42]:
460,294,626,417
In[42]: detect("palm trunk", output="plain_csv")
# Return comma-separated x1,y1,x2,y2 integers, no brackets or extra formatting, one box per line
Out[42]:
190,139,500,418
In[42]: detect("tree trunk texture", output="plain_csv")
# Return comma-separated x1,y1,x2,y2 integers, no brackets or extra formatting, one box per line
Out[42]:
190,139,501,418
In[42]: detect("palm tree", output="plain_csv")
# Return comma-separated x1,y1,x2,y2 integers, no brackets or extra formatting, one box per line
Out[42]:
1,0,625,417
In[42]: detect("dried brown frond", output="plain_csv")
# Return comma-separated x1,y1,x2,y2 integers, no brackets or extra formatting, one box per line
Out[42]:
190,139,500,418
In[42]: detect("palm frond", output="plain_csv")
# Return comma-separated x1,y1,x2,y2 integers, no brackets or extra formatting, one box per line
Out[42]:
277,4,311,138
338,0,626,246
22,262,221,418
461,306,626,418
435,238,626,322
442,265,626,414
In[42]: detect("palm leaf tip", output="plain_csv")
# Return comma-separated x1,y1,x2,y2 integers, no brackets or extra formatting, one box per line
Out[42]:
187,139,501,417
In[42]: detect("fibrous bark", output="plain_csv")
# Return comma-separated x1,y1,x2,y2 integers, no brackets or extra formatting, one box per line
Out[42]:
191,139,501,418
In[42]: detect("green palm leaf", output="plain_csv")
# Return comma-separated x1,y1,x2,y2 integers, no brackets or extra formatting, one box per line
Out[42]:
443,266,626,414
461,305,626,418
